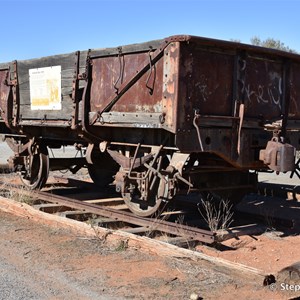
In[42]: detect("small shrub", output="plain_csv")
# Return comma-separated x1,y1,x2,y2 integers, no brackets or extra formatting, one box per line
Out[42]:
198,195,234,233
115,239,128,251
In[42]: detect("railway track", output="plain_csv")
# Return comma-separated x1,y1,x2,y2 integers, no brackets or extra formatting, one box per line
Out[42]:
1,173,300,291
1,174,299,248
0,176,215,244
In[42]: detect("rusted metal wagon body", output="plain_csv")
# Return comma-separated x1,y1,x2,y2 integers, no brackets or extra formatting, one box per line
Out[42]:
1,35,299,216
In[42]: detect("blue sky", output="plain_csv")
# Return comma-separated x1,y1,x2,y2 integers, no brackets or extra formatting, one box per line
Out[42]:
0,0,299,62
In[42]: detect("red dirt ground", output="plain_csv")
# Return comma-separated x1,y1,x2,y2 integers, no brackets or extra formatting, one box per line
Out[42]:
0,173,299,299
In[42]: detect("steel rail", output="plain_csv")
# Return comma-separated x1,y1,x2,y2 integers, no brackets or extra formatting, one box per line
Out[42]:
36,190,214,244
0,180,214,244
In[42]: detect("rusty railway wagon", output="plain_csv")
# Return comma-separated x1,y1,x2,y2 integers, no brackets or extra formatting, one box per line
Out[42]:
0,35,299,216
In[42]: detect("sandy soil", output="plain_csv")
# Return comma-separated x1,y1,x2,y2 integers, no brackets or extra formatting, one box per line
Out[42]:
0,203,299,299
0,154,299,299
0,210,234,300
197,232,300,274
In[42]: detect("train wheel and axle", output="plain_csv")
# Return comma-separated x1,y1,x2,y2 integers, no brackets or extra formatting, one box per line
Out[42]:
19,144,49,189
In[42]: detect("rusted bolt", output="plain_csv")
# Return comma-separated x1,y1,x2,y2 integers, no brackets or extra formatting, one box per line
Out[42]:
159,113,166,124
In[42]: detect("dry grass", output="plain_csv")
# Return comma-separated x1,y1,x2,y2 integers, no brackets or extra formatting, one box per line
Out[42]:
86,215,113,244
144,207,172,238
0,177,35,205
198,195,234,234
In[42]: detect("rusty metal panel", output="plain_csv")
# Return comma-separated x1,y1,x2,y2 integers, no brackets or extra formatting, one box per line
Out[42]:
0,69,11,126
89,52,164,113
179,44,234,117
175,41,236,155
289,62,300,119
162,42,180,132
175,41,235,147
241,56,283,119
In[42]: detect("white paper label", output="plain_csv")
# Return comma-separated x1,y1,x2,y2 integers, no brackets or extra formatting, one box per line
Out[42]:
29,66,61,110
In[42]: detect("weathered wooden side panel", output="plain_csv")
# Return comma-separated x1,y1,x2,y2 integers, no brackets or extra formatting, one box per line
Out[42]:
16,52,87,122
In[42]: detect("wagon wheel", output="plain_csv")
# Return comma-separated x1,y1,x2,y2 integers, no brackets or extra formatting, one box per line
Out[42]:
122,176,169,217
20,144,49,190
87,151,119,187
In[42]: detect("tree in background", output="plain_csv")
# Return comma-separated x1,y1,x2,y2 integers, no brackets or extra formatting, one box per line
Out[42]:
250,36,297,53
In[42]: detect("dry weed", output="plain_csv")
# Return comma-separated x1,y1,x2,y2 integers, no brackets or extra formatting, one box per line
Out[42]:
198,195,234,234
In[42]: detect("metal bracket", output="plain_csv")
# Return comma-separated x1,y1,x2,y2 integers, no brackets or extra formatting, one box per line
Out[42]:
9,61,19,128
169,152,190,175
146,46,155,95
193,109,204,151
237,103,245,155
107,148,153,170
113,47,124,93
128,144,163,181
86,143,94,164
290,158,300,179
71,51,80,130
259,137,295,173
